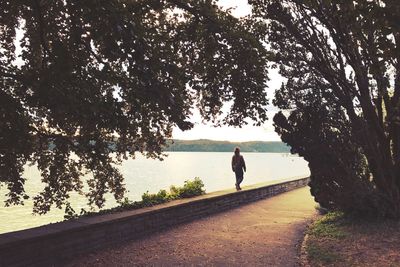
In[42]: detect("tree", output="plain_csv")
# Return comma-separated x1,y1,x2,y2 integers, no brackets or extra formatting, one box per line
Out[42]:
249,0,400,217
0,0,269,214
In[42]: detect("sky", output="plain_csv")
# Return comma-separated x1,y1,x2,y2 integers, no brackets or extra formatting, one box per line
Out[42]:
12,1,283,142
172,0,284,142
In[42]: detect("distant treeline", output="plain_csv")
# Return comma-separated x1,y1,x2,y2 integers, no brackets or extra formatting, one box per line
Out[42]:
165,139,291,153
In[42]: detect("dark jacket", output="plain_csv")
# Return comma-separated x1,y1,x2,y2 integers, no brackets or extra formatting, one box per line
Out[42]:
231,155,246,173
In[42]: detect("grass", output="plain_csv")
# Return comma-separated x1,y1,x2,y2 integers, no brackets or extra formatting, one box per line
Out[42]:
305,211,345,266
305,211,400,266
306,243,341,264
307,211,347,239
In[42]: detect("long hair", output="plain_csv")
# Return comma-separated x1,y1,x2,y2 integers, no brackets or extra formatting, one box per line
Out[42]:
234,147,240,155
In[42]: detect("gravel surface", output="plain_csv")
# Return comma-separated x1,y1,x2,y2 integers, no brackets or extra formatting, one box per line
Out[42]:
66,187,316,267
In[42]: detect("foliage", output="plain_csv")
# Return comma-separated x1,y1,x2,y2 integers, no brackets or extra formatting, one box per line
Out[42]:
64,202,79,220
141,189,172,206
308,212,347,239
170,177,205,198
249,0,400,217
166,139,290,153
0,0,269,213
65,177,206,219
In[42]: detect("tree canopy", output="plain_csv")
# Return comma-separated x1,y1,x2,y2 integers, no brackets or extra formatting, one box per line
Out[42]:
0,0,269,213
249,0,400,217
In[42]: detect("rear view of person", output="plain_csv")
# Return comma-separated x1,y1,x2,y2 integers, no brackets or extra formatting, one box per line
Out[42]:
231,147,246,191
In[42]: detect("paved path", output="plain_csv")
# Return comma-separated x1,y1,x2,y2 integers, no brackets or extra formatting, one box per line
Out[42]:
67,187,316,267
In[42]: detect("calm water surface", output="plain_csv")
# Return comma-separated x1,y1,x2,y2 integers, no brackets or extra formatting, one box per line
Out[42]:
0,152,310,234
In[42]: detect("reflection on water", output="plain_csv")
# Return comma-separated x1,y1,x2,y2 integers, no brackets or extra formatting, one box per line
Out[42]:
0,152,310,234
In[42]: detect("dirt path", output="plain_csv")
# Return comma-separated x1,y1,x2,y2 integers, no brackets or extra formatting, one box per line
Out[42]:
67,187,316,267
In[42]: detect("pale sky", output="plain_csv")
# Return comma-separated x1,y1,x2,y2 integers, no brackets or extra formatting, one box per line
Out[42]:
172,1,284,142
13,1,283,142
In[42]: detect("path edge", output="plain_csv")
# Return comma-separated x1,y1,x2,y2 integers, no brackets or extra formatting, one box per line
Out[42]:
0,177,310,266
299,232,311,267
299,215,321,267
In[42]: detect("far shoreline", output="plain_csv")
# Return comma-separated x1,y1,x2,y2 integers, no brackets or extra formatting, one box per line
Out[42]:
165,139,291,153
163,151,296,154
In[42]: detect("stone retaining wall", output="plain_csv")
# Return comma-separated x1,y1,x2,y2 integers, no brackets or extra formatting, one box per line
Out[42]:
0,177,310,267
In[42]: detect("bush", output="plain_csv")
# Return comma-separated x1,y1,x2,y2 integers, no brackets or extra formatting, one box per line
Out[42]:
141,189,171,206
69,178,206,220
170,177,205,198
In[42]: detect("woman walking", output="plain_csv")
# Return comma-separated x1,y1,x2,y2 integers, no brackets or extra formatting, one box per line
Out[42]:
231,147,246,191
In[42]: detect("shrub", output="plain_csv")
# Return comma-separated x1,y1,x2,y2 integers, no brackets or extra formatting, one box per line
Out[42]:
133,178,206,207
141,189,171,206
68,178,206,220
175,177,205,198
119,197,134,208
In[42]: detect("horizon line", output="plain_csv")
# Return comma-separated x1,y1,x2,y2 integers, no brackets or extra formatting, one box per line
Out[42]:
169,138,284,143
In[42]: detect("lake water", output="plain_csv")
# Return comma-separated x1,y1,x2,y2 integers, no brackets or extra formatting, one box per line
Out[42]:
0,152,310,234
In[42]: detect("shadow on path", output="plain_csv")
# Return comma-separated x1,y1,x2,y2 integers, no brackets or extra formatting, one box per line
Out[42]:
67,187,316,267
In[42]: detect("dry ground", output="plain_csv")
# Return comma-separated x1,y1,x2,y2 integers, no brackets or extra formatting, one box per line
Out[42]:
306,212,400,267
66,187,316,267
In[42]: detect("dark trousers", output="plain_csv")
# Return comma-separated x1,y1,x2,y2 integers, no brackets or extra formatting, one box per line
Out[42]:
235,169,244,185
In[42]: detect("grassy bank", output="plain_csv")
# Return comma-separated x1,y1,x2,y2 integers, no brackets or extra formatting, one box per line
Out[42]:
305,211,400,266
